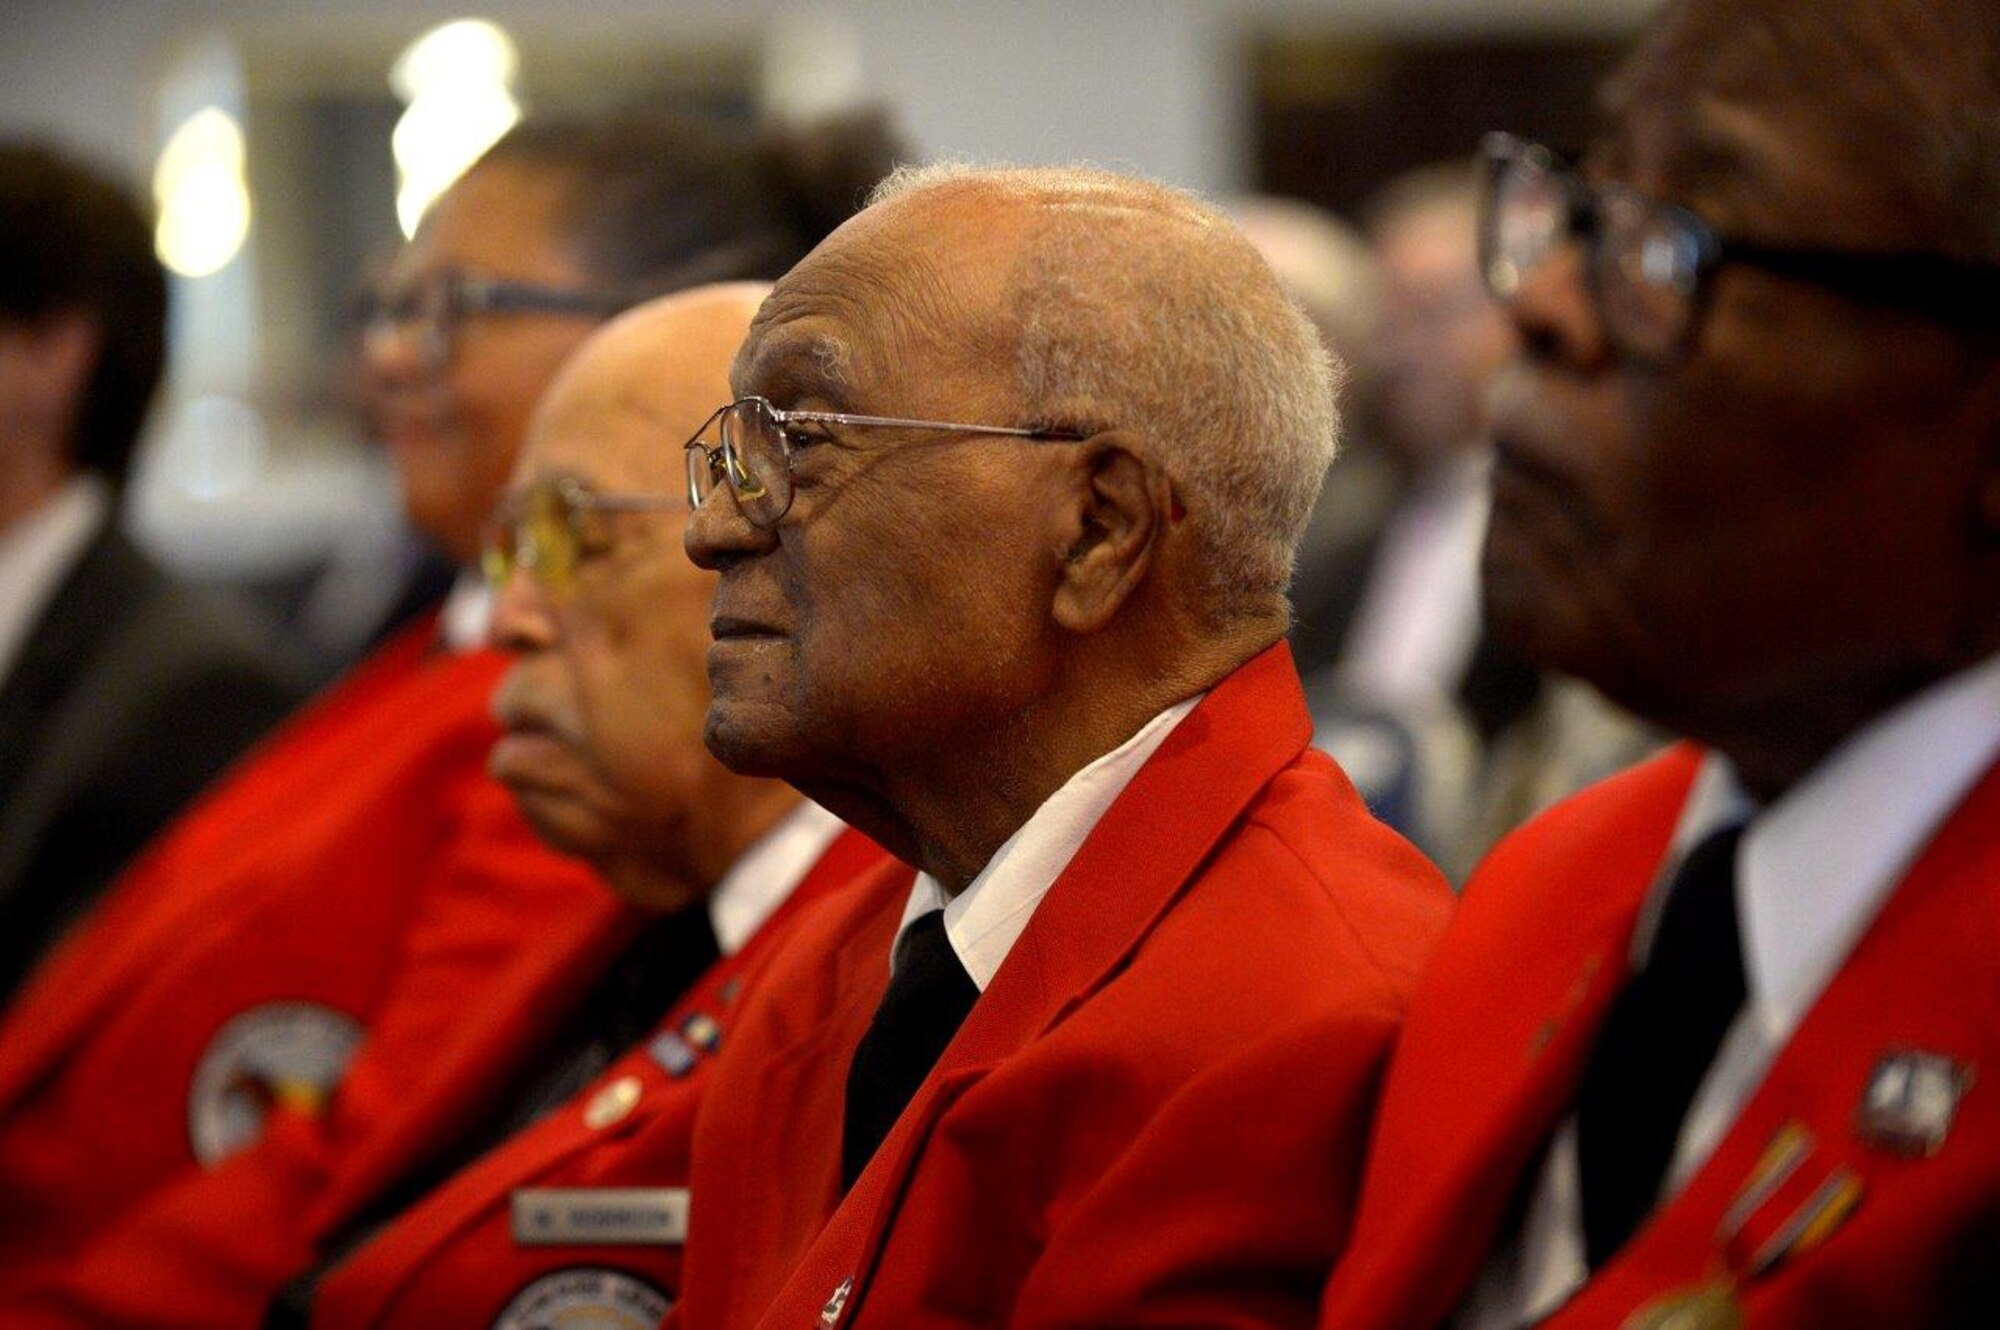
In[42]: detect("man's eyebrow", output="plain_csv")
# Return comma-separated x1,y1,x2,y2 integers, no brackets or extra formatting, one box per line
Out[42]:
747,332,852,407
809,333,850,391
1589,114,1773,222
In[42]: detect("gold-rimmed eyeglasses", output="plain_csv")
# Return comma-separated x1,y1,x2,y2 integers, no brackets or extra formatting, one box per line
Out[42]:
481,476,684,595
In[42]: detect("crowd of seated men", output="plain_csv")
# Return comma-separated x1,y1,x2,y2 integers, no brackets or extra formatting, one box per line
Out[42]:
0,0,1995,1326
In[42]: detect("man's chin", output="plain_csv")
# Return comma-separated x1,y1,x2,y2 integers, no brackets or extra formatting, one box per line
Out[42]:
701,700,801,779
498,782,616,866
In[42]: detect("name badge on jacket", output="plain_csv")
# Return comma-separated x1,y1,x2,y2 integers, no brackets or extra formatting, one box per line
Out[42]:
511,1187,690,1246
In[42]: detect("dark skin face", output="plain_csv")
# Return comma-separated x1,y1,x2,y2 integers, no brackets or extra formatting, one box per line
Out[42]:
488,288,798,910
685,188,1217,888
686,198,1070,870
363,162,603,564
1483,60,2000,801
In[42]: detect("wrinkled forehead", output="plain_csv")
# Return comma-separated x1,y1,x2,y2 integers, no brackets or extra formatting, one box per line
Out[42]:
732,191,1028,412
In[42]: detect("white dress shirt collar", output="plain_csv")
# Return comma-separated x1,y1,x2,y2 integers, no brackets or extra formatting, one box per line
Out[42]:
1459,652,2000,1329
1644,651,2000,1043
896,694,1203,991
439,571,494,653
708,799,847,957
0,476,109,683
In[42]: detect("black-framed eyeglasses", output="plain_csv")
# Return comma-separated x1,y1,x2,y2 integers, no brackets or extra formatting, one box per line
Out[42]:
355,269,634,369
1477,131,2000,359
481,475,684,595
682,395,1087,528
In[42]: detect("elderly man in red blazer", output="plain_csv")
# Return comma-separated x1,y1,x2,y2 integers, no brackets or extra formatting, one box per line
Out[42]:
269,284,886,1330
7,288,887,1330
1317,1,2000,1327
0,111,901,1326
672,164,1454,1330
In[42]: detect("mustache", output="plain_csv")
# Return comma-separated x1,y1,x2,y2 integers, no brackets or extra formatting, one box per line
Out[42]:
489,669,587,745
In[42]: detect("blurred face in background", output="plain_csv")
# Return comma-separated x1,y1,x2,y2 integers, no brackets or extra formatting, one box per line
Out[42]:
1368,194,1516,476
1480,3,2000,774
361,160,606,565
487,286,774,905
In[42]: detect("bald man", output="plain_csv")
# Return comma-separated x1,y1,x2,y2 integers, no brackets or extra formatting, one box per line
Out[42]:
674,165,1452,1329
13,290,884,1330
254,283,885,1330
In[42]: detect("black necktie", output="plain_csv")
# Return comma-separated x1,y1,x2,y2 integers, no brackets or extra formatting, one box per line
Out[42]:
1576,823,1749,1269
841,909,979,1190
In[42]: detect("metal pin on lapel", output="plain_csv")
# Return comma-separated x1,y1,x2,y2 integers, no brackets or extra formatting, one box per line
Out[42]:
1855,1050,1973,1157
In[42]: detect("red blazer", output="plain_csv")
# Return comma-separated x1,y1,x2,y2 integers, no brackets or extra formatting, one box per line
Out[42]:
281,827,887,1330
1318,744,2000,1329
676,643,1454,1330
0,615,623,1319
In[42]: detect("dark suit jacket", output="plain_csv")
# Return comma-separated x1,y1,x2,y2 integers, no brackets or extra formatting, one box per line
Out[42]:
0,521,306,1004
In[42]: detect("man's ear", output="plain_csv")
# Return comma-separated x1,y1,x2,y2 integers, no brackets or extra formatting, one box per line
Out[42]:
1051,430,1172,634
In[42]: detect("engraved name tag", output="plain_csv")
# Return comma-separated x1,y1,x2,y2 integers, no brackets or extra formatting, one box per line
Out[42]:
510,1187,690,1246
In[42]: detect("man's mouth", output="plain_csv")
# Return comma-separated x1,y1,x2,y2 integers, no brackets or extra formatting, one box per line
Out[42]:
709,615,785,642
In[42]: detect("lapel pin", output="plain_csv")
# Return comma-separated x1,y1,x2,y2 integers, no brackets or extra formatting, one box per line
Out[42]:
582,1074,643,1130
645,1029,698,1077
682,1011,723,1054
1856,1050,1973,1158
820,1276,854,1327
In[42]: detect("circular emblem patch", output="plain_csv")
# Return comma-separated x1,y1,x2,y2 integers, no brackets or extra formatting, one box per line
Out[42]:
187,1002,363,1166
492,1267,671,1330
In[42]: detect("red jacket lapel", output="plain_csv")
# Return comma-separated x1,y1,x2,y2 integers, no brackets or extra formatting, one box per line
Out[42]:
1325,745,1702,1330
758,642,1322,1327
1548,753,2000,1326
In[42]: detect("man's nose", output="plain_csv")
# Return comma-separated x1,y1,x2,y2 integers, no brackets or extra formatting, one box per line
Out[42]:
360,315,442,388
1506,243,1612,372
685,476,778,571
487,558,558,654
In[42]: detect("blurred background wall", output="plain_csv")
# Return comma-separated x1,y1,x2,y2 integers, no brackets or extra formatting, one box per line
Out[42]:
0,0,1652,627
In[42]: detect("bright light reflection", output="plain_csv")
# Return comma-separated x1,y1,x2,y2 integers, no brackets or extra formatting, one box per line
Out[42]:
389,19,522,238
154,107,251,278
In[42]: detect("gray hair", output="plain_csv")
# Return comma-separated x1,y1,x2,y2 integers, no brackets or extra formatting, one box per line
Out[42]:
870,162,1342,627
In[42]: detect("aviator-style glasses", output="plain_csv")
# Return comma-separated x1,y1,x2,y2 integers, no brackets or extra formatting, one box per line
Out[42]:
683,396,1086,528
1477,132,2000,359
481,476,682,596
356,269,635,370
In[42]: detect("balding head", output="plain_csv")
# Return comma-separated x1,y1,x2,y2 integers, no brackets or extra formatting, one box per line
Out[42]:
533,282,767,488
861,164,1341,625
688,164,1337,883
489,282,798,904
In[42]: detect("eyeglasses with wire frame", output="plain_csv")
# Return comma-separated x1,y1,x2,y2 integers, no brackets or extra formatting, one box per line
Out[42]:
1477,131,2000,360
355,269,635,370
481,475,684,596
683,395,1088,528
